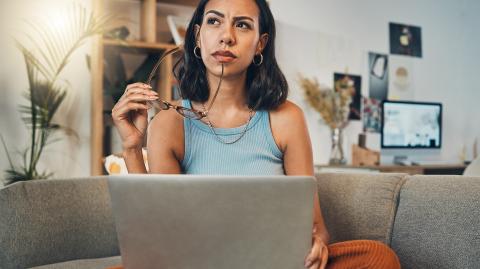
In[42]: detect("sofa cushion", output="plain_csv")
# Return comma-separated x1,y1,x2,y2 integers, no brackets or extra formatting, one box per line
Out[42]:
391,175,480,269
315,172,407,245
0,177,119,269
30,256,121,269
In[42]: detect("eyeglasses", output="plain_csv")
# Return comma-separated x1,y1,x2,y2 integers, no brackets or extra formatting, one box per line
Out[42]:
149,99,206,120
145,45,209,120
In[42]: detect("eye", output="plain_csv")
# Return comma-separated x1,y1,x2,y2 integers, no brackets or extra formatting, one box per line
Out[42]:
206,17,220,25
236,21,251,29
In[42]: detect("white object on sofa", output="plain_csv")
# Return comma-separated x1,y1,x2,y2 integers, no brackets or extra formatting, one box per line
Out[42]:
104,148,149,174
463,156,480,176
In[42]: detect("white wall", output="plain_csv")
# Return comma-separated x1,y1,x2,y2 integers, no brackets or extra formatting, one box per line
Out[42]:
1,0,479,184
270,0,480,164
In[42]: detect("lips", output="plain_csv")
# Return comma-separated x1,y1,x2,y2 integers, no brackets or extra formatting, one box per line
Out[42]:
212,50,237,63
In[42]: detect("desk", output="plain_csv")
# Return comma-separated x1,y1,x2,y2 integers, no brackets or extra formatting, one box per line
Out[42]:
315,164,467,175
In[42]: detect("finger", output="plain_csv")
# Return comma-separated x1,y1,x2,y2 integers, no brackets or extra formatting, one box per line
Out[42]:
308,261,319,269
119,91,158,105
318,245,328,269
308,244,327,269
114,95,150,112
305,241,321,265
125,93,159,103
126,87,157,96
112,102,149,120
120,85,156,101
126,82,152,91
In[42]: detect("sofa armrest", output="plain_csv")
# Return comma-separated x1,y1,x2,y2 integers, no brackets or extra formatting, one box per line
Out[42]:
391,175,480,269
315,172,407,245
0,177,119,269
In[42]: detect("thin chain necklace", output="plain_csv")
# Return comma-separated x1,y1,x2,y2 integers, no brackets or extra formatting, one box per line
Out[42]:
199,64,254,144
202,103,254,144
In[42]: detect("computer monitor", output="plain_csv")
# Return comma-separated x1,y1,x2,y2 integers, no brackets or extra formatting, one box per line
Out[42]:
381,100,442,149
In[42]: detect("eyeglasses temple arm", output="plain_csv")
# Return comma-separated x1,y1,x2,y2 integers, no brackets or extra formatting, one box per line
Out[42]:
145,45,182,85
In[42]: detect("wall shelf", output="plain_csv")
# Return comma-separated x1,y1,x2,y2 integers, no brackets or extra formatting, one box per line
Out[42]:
103,38,177,52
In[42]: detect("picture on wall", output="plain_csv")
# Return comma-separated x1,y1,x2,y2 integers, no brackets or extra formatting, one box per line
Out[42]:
388,55,414,100
389,22,422,58
368,52,389,101
334,73,362,120
363,97,382,133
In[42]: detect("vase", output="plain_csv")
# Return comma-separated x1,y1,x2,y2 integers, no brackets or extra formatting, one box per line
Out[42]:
329,127,347,165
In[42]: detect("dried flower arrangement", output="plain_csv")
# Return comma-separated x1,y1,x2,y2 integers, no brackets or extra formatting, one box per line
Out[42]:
299,74,353,129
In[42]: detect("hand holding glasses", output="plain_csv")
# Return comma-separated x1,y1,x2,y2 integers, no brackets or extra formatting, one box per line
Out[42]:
112,43,237,149
143,46,224,120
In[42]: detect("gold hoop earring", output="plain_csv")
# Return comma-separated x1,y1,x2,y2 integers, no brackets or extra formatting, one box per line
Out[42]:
194,46,202,59
253,53,263,66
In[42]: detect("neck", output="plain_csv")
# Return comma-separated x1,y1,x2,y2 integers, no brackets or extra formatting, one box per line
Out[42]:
203,69,249,113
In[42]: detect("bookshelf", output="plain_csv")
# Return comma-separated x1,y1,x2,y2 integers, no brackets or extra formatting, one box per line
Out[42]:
90,0,197,175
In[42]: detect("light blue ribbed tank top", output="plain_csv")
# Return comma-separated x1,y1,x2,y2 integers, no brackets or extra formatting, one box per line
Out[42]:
181,99,285,175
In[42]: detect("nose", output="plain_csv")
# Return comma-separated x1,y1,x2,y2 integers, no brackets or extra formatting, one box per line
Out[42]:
220,25,235,46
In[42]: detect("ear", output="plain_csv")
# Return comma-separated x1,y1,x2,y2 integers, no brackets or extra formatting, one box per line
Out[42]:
194,24,201,47
256,33,269,54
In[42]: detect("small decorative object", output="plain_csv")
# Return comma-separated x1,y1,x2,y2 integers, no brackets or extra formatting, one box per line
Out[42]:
104,26,130,40
459,144,467,163
351,144,380,166
299,74,352,165
473,138,478,160
104,148,149,174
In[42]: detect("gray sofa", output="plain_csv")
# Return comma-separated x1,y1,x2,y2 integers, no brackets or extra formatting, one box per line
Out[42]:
1,173,479,269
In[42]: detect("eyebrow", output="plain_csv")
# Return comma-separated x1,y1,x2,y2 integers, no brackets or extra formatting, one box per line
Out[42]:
205,10,255,22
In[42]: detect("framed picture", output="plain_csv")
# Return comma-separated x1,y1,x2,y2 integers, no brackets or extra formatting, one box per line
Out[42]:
388,55,414,100
363,97,382,133
389,22,422,58
368,52,389,101
167,15,190,45
334,73,362,120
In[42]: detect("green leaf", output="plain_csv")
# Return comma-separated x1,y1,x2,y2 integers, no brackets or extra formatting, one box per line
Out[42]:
4,3,114,180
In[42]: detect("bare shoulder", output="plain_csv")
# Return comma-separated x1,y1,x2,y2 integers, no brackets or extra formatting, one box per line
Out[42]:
270,100,306,122
148,99,184,134
269,100,308,152
147,99,185,162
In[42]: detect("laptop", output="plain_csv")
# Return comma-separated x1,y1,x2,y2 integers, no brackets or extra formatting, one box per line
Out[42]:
108,174,316,269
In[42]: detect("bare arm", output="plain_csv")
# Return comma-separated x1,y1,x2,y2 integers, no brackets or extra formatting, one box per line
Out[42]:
123,148,148,173
274,101,330,244
146,103,184,174
270,101,330,244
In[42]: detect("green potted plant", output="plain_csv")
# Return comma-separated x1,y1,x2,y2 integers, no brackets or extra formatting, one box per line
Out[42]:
1,3,112,185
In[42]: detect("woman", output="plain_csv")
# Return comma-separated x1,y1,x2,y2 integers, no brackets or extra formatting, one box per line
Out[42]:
111,0,401,268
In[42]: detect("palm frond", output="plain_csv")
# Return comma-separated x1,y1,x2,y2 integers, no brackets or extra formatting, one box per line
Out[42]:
2,3,114,183
4,169,28,185
18,3,113,82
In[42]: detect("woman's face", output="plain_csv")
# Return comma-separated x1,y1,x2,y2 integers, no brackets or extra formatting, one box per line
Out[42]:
195,0,268,78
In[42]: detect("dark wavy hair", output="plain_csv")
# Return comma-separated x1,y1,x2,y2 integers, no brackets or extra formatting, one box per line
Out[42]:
173,0,288,111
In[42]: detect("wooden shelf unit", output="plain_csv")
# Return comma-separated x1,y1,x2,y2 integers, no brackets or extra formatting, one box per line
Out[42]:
90,0,195,175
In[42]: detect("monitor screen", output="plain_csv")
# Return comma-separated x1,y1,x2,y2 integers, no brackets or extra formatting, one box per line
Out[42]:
381,101,442,149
